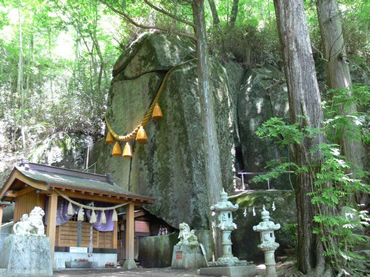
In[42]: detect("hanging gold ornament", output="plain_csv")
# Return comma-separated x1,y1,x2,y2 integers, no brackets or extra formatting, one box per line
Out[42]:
152,103,163,119
136,126,148,143
122,142,133,158
112,141,122,156
105,131,114,144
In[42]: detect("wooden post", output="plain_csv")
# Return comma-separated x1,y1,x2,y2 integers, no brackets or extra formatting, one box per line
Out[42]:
113,220,118,249
123,203,136,269
46,193,58,260
0,206,3,232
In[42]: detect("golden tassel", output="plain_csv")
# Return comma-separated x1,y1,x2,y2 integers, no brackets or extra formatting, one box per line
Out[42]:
106,131,114,144
112,209,118,222
152,103,163,119
100,211,107,224
90,210,97,224
67,202,74,216
136,126,148,143
77,208,84,221
112,141,122,156
122,142,133,158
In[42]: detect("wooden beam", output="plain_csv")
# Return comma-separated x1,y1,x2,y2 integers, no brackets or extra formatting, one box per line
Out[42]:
123,203,137,269
4,191,16,198
13,186,36,197
0,170,48,200
46,184,154,204
42,189,144,206
46,192,58,260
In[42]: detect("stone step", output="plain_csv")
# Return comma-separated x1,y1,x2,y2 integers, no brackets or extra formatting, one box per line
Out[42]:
0,268,7,277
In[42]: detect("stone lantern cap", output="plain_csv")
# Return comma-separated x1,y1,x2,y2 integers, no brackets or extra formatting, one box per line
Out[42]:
210,189,239,212
253,207,280,232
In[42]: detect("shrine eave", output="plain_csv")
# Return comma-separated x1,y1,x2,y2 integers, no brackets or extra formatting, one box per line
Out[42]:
0,162,154,205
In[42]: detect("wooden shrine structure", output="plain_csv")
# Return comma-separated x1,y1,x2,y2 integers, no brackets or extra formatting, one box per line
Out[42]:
0,161,154,269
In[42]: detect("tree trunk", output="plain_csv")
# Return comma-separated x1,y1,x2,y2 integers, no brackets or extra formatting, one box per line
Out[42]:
316,0,367,206
207,0,220,26
274,1,332,275
230,0,239,27
17,1,26,156
192,0,223,257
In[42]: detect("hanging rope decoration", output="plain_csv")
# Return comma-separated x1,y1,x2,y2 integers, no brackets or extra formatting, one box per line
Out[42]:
105,58,197,158
56,190,127,224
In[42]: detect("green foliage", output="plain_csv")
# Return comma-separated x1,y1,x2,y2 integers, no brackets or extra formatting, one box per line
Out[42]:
253,89,369,273
208,23,280,66
323,84,370,144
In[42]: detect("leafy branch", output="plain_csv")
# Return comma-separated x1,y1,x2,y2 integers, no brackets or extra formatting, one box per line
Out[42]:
98,0,196,41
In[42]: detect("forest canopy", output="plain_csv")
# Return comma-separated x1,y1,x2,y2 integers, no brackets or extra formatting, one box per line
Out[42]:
0,0,368,162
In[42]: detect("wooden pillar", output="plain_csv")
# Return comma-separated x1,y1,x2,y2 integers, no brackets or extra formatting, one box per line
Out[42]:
0,206,3,232
123,203,136,269
46,193,58,259
113,220,118,249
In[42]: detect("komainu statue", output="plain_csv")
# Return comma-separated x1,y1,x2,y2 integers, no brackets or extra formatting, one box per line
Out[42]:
13,206,45,236
177,222,199,246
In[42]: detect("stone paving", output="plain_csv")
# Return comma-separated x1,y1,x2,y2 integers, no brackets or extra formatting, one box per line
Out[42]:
54,267,201,277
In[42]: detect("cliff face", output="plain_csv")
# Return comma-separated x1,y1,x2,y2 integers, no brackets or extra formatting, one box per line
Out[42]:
90,33,235,229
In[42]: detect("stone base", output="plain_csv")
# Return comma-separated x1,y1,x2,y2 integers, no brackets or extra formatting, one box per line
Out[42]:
123,259,137,269
209,258,247,267
65,261,98,268
171,244,207,270
0,234,53,277
198,265,257,277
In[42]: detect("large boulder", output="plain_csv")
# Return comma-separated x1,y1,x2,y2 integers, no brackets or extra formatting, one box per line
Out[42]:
237,66,293,189
91,33,235,229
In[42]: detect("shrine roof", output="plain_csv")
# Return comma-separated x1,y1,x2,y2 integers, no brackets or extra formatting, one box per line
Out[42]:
0,161,154,204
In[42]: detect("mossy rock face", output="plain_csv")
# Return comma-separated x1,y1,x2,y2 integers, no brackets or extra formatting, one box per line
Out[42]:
238,66,293,189
230,190,297,262
113,33,196,79
92,33,235,229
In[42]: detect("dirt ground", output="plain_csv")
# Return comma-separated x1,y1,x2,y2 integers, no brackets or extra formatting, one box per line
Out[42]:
53,263,295,277
54,267,201,277
53,261,295,276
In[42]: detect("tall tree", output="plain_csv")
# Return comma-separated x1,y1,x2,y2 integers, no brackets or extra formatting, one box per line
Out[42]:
17,0,26,156
229,0,239,26
208,0,220,26
316,0,367,206
274,0,333,275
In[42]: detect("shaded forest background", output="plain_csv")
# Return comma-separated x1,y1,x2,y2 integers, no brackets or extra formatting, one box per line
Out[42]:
0,0,368,180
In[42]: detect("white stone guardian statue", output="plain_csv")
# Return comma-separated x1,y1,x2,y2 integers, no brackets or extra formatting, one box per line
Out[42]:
13,206,46,236
177,222,199,246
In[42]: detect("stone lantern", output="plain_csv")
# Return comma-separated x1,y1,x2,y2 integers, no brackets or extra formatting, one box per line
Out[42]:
253,206,280,277
210,188,239,265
